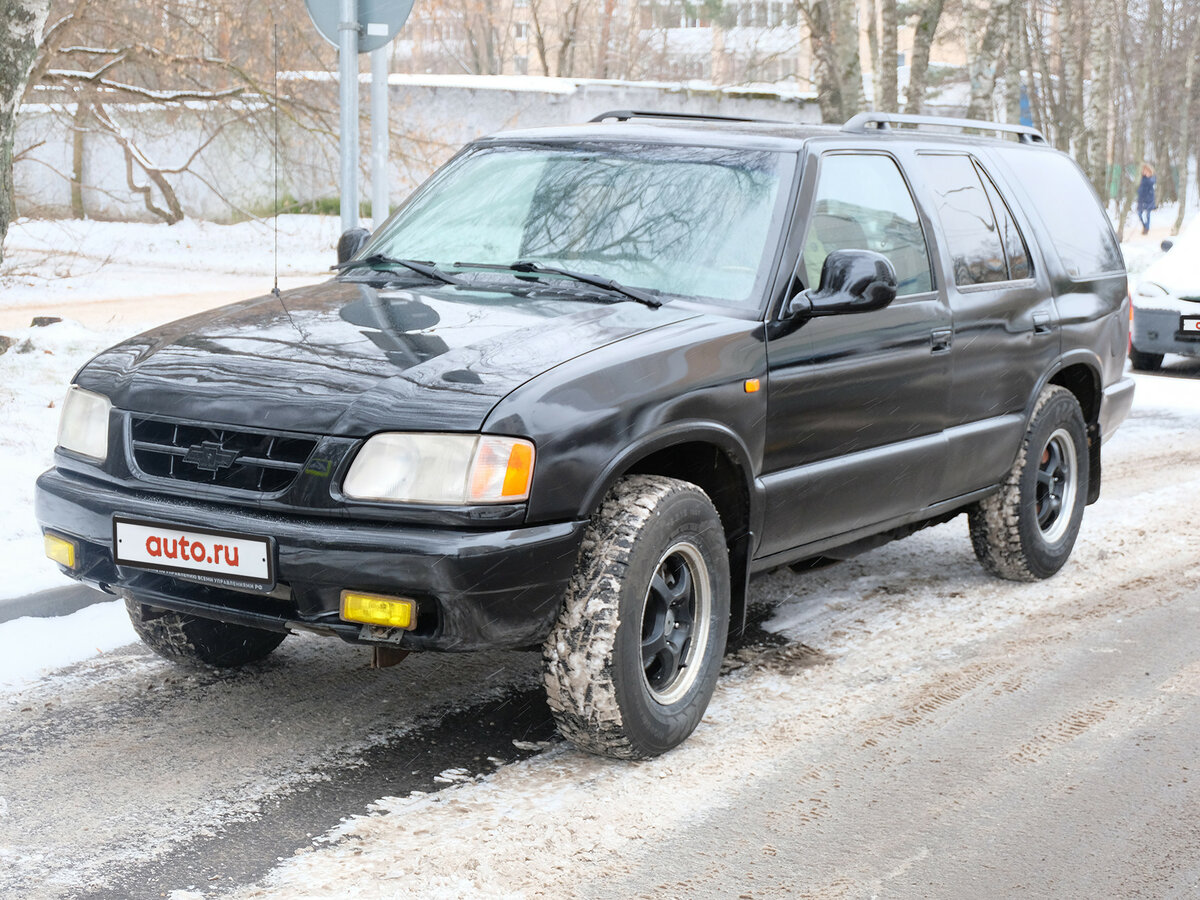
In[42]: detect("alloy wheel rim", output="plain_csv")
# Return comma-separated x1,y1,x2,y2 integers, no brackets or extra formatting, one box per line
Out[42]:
639,540,712,705
1035,427,1078,544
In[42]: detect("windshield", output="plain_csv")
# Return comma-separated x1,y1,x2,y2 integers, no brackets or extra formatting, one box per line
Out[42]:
362,142,790,308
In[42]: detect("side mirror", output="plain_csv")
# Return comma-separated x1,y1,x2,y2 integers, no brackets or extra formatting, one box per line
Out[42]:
337,227,371,264
786,249,898,319
1161,239,1174,253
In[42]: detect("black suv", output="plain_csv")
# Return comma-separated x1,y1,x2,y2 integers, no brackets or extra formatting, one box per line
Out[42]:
37,111,1134,759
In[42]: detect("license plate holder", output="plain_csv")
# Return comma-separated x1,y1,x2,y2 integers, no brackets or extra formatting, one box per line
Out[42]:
1182,316,1200,333
113,517,275,588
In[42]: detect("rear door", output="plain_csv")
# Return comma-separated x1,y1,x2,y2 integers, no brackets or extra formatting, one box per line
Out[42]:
908,152,1060,500
758,149,951,559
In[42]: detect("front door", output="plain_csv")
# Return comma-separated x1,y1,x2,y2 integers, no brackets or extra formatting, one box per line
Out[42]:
758,150,951,559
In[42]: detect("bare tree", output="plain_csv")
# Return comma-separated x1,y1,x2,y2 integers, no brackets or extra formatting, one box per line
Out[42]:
1,0,52,263
879,0,898,112
903,0,944,114
18,0,340,223
964,0,1014,120
799,0,865,122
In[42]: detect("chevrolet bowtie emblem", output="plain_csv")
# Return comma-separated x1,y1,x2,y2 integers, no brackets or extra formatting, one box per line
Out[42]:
183,441,240,471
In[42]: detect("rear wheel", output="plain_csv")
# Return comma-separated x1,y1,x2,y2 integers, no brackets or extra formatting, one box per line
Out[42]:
124,597,287,667
543,475,730,759
1129,347,1164,372
968,386,1089,581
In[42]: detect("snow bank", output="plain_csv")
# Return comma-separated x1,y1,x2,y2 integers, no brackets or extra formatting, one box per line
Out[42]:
0,600,136,690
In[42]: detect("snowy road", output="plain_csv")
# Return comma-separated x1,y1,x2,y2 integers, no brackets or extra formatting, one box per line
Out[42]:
1,365,1199,900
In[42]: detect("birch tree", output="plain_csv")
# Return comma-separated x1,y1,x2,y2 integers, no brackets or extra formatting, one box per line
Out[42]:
1,0,52,262
903,0,944,114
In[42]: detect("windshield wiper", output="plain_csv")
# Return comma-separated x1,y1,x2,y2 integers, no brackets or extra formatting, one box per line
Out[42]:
452,260,662,309
332,254,465,287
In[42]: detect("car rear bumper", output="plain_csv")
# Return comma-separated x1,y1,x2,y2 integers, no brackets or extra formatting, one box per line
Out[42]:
1099,374,1135,444
35,467,587,651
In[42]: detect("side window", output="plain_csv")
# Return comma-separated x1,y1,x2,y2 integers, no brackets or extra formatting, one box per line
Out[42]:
975,160,1032,280
915,153,1007,287
801,153,933,296
997,149,1123,278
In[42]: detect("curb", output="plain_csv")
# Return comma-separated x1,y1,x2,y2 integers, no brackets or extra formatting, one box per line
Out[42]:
0,584,112,625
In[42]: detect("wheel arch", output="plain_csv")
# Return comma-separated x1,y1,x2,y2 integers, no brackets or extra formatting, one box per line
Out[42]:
581,423,759,641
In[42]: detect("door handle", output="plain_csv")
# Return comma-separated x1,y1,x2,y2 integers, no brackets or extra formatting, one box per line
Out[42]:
930,328,953,354
1033,312,1053,335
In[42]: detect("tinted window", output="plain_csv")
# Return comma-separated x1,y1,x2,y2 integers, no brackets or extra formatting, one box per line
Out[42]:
916,153,1007,286
801,153,933,296
997,149,1123,278
975,161,1032,279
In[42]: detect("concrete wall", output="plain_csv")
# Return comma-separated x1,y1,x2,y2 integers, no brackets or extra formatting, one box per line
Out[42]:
14,75,820,224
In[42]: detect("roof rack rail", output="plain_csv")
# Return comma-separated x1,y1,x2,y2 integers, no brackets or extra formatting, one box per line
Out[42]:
590,109,784,125
842,112,1046,144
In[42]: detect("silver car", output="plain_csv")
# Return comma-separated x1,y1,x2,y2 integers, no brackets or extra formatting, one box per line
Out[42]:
1130,224,1200,370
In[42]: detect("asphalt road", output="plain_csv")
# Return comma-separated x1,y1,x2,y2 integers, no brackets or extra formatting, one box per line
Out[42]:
2,365,1199,899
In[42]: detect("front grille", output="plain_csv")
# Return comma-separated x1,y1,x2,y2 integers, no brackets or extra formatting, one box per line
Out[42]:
129,417,318,493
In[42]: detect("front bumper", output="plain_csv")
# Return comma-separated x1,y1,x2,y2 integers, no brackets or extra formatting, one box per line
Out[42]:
1131,305,1200,358
35,467,587,651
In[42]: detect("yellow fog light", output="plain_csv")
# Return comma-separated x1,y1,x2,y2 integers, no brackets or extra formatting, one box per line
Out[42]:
340,591,416,629
44,534,77,569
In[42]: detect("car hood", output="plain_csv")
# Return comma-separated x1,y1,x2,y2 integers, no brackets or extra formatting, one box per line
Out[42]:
1137,219,1200,299
77,280,695,435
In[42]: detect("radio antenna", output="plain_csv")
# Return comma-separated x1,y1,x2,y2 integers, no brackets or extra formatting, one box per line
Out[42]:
269,23,308,343
272,23,281,300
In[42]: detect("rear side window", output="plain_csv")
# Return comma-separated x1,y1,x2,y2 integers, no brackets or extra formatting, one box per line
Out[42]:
801,153,933,296
997,150,1123,278
915,153,1009,287
976,162,1032,280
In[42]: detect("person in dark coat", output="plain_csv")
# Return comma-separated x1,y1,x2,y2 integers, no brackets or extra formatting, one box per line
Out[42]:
1137,163,1156,234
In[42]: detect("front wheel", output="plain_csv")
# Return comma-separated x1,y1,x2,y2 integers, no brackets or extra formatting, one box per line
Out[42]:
968,385,1089,581
125,597,287,667
543,475,730,759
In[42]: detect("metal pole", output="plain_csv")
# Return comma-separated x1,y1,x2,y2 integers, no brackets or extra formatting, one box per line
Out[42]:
338,0,359,233
370,46,389,228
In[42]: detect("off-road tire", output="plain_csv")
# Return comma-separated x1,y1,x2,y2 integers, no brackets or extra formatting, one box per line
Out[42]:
124,597,287,667
1128,347,1163,372
542,475,730,759
968,385,1089,581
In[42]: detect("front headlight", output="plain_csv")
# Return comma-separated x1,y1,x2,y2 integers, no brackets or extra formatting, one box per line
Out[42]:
57,386,111,462
1135,281,1168,298
342,433,535,504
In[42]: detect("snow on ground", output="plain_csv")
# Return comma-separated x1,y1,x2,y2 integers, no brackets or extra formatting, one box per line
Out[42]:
0,599,135,690
0,216,339,310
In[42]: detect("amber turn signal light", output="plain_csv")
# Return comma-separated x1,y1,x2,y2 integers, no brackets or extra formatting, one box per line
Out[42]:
44,534,77,570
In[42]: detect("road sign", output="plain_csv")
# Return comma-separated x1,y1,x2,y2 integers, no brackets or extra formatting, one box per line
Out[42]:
304,0,415,54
